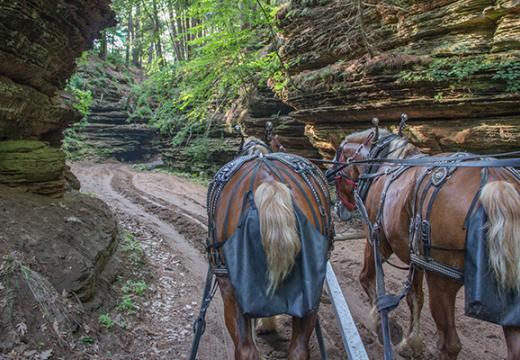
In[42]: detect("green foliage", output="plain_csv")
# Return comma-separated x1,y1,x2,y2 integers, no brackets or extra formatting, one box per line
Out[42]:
98,313,115,329
493,59,520,93
127,1,285,146
62,65,94,161
169,170,210,186
122,279,148,296
81,336,95,345
398,56,520,93
121,232,144,267
66,73,93,122
117,294,136,313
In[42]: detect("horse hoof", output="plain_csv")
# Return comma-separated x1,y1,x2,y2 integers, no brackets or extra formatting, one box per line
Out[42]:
390,319,404,345
375,319,404,345
397,336,425,358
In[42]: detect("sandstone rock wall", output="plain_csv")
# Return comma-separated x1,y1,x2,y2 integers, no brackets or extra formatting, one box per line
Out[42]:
240,87,320,158
277,0,520,157
0,1,115,195
74,57,160,161
0,185,119,352
162,119,240,175
162,85,319,176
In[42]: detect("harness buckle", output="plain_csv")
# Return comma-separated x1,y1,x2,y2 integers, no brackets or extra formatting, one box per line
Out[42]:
421,219,431,256
432,167,448,186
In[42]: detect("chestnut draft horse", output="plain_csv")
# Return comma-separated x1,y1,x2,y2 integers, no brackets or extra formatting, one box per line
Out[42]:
206,151,332,359
330,127,520,359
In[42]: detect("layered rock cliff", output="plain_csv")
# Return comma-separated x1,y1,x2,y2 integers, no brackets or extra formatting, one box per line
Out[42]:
69,57,160,161
0,1,121,355
277,0,520,157
240,86,320,159
0,0,115,195
162,85,318,175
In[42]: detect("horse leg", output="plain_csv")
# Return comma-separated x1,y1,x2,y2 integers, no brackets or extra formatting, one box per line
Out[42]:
359,239,403,344
256,316,278,334
397,269,425,357
218,277,260,360
503,326,520,360
288,312,318,360
426,274,462,360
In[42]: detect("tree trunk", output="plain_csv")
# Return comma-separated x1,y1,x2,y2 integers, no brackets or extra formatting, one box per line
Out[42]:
167,0,183,61
176,8,187,60
126,5,133,66
134,3,142,68
184,11,191,59
152,0,163,61
99,30,107,60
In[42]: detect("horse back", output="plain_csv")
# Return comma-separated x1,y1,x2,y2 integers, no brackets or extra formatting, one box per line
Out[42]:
208,155,331,247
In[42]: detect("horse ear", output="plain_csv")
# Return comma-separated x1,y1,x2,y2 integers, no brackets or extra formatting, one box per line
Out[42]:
398,113,408,136
234,124,245,152
265,121,274,142
371,117,379,142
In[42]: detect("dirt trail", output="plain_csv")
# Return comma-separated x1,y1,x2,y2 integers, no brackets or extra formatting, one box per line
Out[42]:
72,162,506,360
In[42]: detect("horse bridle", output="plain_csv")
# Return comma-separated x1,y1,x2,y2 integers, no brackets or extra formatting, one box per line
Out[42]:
327,133,374,210
330,132,410,211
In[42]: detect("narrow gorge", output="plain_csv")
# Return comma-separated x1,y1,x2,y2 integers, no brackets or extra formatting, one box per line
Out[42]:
0,0,518,359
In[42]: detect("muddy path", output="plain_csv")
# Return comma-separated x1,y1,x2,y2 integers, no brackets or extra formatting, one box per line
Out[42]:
72,162,506,360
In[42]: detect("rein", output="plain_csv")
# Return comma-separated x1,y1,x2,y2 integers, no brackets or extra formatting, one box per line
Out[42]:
270,134,286,152
318,149,520,172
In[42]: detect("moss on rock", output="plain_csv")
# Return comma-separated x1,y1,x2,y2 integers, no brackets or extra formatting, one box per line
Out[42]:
0,140,65,195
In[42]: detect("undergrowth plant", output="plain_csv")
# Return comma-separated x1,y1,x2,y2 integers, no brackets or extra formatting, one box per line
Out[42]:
121,232,144,267
398,56,520,93
63,58,95,160
98,313,115,329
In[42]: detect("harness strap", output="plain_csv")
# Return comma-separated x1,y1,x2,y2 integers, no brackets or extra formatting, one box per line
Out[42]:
410,254,464,282
372,226,397,360
320,150,520,168
265,160,322,231
463,167,489,229
189,266,218,360
315,317,328,360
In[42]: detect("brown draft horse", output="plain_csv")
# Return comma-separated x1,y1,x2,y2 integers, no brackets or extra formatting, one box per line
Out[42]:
209,138,331,359
332,127,520,360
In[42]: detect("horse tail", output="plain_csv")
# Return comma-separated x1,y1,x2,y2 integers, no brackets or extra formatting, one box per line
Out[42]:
254,181,300,295
480,180,520,292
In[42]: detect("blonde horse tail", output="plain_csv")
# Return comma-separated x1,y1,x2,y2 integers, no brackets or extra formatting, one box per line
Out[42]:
480,181,520,292
254,181,300,295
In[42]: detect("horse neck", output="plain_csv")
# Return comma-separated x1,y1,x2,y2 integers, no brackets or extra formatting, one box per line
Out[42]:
384,137,422,160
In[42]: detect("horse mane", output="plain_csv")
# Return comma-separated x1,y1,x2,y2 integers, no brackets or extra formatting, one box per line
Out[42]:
342,128,419,159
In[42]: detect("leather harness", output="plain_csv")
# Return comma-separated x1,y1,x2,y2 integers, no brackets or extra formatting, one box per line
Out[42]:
206,152,334,275
336,134,520,282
